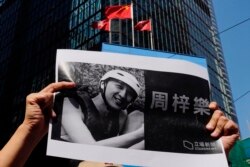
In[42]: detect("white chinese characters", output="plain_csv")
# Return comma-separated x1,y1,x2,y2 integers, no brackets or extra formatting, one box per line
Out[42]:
150,91,168,111
193,97,210,115
150,91,210,116
172,93,190,113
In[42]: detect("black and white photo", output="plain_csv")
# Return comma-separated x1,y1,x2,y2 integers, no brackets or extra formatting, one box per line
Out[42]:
52,63,145,149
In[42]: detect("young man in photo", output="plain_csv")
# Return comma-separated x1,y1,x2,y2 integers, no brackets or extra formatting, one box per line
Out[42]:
57,70,144,148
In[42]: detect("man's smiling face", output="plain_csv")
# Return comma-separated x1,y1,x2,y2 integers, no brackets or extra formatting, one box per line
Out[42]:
104,79,136,111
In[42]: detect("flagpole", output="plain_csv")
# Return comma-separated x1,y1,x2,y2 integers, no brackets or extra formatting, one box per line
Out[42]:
109,0,112,43
109,20,112,43
150,18,154,50
131,1,135,47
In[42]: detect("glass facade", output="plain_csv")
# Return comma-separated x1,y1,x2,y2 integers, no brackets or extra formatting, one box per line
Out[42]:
65,0,237,121
0,0,73,148
0,0,237,165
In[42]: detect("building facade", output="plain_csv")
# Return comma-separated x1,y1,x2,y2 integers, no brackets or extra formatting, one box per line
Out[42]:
0,0,237,165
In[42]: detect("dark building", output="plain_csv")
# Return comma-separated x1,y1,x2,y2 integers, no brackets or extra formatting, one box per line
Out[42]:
0,0,237,166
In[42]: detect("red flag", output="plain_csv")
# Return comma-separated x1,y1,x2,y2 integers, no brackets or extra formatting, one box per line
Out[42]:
135,20,151,31
105,5,132,19
91,19,110,31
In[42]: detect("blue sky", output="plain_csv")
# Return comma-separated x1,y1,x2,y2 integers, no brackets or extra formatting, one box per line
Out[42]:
213,0,250,139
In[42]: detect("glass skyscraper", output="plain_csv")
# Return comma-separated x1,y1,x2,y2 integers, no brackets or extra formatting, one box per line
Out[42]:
0,0,237,166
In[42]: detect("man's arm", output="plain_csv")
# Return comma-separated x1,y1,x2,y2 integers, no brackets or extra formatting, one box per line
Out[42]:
0,82,75,167
62,97,144,148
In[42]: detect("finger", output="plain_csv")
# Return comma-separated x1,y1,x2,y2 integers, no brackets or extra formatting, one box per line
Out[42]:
210,115,228,137
41,97,57,122
40,82,75,93
223,119,240,136
51,109,57,118
206,109,224,130
208,101,219,110
51,109,58,123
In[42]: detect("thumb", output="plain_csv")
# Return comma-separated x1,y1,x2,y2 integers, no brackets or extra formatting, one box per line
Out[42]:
221,134,239,156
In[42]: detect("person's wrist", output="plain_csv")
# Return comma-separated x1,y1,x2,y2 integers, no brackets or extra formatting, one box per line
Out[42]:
19,122,45,143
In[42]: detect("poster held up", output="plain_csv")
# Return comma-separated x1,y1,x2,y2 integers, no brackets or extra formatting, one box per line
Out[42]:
47,49,228,167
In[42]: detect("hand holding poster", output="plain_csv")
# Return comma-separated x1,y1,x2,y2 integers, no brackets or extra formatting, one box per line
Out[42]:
47,49,228,167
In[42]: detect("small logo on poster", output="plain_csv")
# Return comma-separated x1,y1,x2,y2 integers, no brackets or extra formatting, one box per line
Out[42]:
183,140,218,151
183,140,194,150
